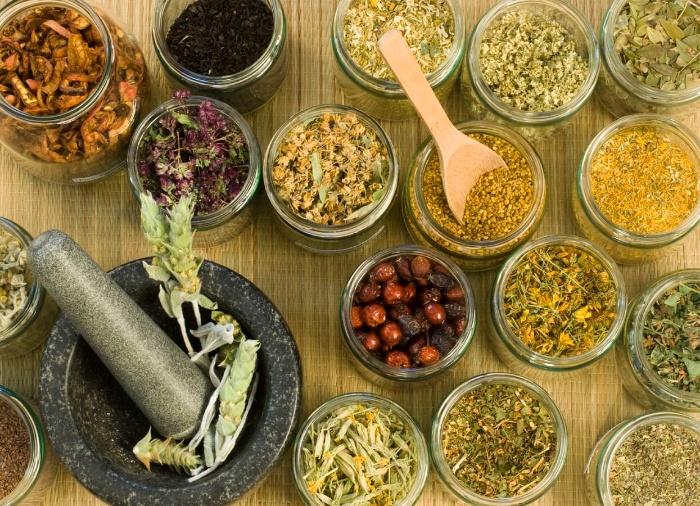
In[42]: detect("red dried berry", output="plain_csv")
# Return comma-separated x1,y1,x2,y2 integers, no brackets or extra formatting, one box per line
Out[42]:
389,303,411,321
424,302,446,326
453,316,466,336
402,282,417,304
384,349,411,368
408,336,427,358
359,331,381,352
381,280,404,306
361,303,386,327
351,306,363,329
371,262,396,283
379,321,403,348
410,255,432,278
444,284,465,303
357,281,381,303
394,256,414,281
419,287,442,305
416,345,440,366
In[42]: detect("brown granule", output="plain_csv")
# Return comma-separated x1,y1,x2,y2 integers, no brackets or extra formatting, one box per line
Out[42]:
0,399,30,500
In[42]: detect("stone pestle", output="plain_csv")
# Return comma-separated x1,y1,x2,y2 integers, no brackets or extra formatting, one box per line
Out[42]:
29,230,213,440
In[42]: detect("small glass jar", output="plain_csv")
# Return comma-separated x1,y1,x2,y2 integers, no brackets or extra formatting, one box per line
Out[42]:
0,0,149,184
0,386,59,505
461,0,599,141
489,235,627,378
573,114,700,264
583,411,700,505
339,245,477,387
152,0,287,115
403,120,546,272
431,373,568,505
0,217,59,359
292,392,430,506
331,0,465,121
596,0,700,119
263,104,398,254
128,95,261,249
616,269,700,412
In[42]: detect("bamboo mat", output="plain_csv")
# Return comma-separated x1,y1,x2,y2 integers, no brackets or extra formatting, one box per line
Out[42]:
1,0,699,505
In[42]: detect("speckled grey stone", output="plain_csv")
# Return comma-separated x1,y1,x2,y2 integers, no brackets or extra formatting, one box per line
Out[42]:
29,230,212,439
39,257,302,506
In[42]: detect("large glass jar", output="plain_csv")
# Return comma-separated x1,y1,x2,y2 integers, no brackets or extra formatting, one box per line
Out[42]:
331,0,465,121
152,0,287,114
0,0,149,184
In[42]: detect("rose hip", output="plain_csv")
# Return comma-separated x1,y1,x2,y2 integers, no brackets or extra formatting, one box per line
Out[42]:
416,345,440,365
384,349,411,368
410,256,432,278
351,306,363,329
361,303,386,327
381,280,404,306
360,331,381,352
424,302,446,326
357,281,381,303
379,321,402,348
371,262,396,283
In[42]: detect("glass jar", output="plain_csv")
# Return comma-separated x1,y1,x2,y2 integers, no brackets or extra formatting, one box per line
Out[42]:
0,0,149,185
596,0,700,119
127,95,261,249
263,104,398,254
331,0,465,121
431,373,568,505
0,217,59,359
617,269,700,412
339,245,477,387
489,235,627,378
583,411,700,505
403,120,546,272
291,392,430,506
573,114,700,264
0,386,59,505
461,0,599,141
153,0,287,115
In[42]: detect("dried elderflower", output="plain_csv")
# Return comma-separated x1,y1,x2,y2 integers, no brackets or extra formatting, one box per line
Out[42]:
0,227,29,331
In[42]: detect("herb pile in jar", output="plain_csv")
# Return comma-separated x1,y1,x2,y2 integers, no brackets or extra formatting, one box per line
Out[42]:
342,0,455,80
351,254,467,368
479,10,588,111
0,400,30,501
643,282,700,392
614,0,700,91
503,244,618,357
272,111,390,225
166,0,273,76
0,227,29,332
423,133,533,240
301,403,419,504
0,6,146,162
136,91,250,216
442,383,557,498
608,422,700,505
589,125,699,235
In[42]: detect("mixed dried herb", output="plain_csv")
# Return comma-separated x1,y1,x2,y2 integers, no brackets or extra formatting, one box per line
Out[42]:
643,282,700,392
503,245,618,357
614,0,700,91
479,10,589,111
608,422,700,505
442,383,557,498
0,227,29,332
300,402,419,505
342,0,455,79
589,125,699,235
272,111,390,225
0,400,30,501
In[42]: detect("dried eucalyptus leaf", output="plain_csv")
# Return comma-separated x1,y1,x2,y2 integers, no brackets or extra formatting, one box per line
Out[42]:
311,151,322,186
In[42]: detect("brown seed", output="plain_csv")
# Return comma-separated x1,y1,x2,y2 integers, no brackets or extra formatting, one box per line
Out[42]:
351,306,364,329
371,262,396,283
416,345,440,365
384,349,411,368
410,255,432,278
379,321,403,347
361,303,386,327
357,281,382,303
382,280,405,306
424,302,446,326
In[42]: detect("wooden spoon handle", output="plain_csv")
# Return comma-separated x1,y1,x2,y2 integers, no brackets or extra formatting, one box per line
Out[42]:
378,29,454,139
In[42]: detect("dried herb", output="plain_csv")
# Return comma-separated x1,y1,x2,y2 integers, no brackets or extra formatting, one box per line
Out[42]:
0,227,29,332
442,383,557,498
166,0,273,76
503,245,618,357
643,282,700,392
614,0,700,91
589,125,698,235
137,91,250,216
342,0,455,79
479,10,589,111
272,111,390,225
301,403,418,505
0,400,30,501
608,422,700,505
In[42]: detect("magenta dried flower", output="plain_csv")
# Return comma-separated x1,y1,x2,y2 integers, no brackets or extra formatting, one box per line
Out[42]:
137,92,249,216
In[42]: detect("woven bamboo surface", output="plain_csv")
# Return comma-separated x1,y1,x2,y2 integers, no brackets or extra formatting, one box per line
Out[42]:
1,0,699,504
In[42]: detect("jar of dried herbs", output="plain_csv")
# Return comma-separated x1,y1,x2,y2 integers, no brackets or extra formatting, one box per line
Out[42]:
584,411,700,505
431,373,568,505
153,0,287,114
331,0,465,120
597,0,700,119
573,114,700,263
490,235,627,377
617,269,700,412
292,392,429,506
461,0,599,140
0,385,59,505
403,121,546,272
0,0,149,184
0,217,59,359
263,104,398,254
127,93,261,248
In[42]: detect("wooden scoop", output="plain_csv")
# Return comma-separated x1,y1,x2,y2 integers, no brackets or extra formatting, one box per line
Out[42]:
377,29,506,225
